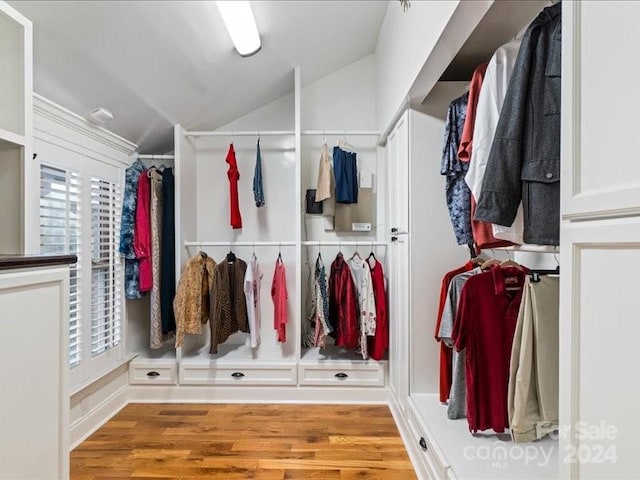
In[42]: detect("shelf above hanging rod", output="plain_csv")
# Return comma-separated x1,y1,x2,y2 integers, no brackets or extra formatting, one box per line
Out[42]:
138,154,175,160
185,241,297,247
302,241,387,247
185,130,295,137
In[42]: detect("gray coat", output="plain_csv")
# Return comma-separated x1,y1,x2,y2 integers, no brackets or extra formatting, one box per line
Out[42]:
475,2,561,246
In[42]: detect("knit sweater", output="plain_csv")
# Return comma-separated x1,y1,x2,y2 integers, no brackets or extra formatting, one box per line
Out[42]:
210,258,250,354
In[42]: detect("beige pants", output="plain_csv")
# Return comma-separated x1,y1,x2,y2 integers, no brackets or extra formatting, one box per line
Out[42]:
508,275,559,442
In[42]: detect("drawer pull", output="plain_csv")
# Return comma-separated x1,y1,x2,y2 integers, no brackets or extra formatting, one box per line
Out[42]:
419,437,428,451
231,372,245,378
334,372,349,379
146,371,160,378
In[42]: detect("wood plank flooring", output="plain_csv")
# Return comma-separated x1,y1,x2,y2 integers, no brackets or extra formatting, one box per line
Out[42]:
71,403,418,480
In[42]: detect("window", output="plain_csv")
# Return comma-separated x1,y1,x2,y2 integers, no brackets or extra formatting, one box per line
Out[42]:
40,165,82,367
90,178,122,356
39,156,124,388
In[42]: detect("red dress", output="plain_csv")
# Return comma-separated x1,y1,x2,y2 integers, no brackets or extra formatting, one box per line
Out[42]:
226,143,243,229
328,253,359,349
367,258,388,361
134,171,152,292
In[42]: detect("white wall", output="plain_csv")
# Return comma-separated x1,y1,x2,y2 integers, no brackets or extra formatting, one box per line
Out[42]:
375,1,459,133
302,54,376,131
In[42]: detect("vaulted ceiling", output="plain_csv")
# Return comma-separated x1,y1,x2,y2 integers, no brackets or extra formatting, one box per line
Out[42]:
10,1,388,152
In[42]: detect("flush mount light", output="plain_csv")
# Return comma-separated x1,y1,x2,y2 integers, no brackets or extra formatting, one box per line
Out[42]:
216,1,261,57
89,107,114,125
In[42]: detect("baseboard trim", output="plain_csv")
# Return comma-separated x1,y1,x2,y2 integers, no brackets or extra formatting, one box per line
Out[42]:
128,385,391,404
69,385,128,450
388,389,432,480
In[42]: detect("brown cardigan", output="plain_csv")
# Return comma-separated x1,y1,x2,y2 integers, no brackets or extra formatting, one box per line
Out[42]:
173,253,217,348
209,258,250,354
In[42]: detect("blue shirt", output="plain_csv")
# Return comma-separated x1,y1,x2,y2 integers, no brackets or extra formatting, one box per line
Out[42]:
441,92,474,246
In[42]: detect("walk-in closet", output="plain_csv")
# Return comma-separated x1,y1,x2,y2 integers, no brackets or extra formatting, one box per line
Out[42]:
1,1,639,479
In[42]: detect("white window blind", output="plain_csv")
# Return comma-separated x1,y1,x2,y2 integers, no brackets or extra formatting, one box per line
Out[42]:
90,177,122,356
40,165,82,367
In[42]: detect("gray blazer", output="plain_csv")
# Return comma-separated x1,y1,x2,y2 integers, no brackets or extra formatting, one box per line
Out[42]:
475,2,561,246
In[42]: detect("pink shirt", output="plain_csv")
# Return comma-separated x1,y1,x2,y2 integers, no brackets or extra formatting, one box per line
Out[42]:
271,257,288,343
134,171,152,292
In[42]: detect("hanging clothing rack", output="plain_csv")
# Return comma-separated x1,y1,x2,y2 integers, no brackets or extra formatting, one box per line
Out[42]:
302,241,387,247
184,130,380,137
185,241,297,248
185,130,295,137
138,154,175,160
498,245,559,253
302,130,379,136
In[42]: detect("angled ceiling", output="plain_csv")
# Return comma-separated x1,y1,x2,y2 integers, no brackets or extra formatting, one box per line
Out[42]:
9,1,388,152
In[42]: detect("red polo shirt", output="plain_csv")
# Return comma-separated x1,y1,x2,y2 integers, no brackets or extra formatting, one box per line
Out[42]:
453,266,526,433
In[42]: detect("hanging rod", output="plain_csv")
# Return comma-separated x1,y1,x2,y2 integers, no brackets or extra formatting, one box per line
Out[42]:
486,245,559,253
184,130,380,137
302,241,387,247
185,130,295,137
185,241,297,247
301,130,380,136
138,154,175,160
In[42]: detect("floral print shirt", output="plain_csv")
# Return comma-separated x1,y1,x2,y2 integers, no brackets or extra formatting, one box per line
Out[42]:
441,92,474,246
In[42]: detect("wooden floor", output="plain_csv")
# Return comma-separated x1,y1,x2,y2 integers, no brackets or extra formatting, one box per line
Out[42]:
71,403,418,480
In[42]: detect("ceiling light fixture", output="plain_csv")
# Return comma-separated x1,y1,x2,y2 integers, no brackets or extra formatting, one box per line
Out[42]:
216,1,261,57
89,107,114,125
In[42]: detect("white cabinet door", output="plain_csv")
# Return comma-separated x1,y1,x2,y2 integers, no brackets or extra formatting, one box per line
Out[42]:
561,1,640,221
388,111,410,236
388,234,409,402
559,218,640,480
387,111,410,401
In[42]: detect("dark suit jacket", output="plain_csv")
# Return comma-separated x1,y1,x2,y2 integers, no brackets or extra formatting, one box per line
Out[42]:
475,2,561,246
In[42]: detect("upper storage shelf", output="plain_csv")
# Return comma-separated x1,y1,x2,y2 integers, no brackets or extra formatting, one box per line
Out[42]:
0,3,30,144
410,0,549,111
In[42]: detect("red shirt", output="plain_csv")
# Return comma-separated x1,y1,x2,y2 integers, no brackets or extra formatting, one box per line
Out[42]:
367,259,388,361
458,62,488,162
470,195,514,253
271,257,288,343
435,261,475,403
329,253,359,349
134,171,152,292
226,143,242,229
453,266,527,433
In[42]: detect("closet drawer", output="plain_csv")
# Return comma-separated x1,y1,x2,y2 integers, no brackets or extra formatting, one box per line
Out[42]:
180,363,297,386
129,361,177,385
406,402,449,480
298,362,385,387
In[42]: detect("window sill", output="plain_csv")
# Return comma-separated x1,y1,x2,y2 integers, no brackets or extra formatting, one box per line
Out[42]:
70,354,138,397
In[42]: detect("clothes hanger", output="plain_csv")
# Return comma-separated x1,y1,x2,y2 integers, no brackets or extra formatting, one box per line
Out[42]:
500,250,524,270
277,242,282,262
481,250,501,270
350,243,362,261
226,242,236,264
338,131,355,152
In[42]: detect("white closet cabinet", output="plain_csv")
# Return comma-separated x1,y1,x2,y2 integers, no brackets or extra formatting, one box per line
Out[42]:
0,262,72,480
0,1,33,254
559,2,640,478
